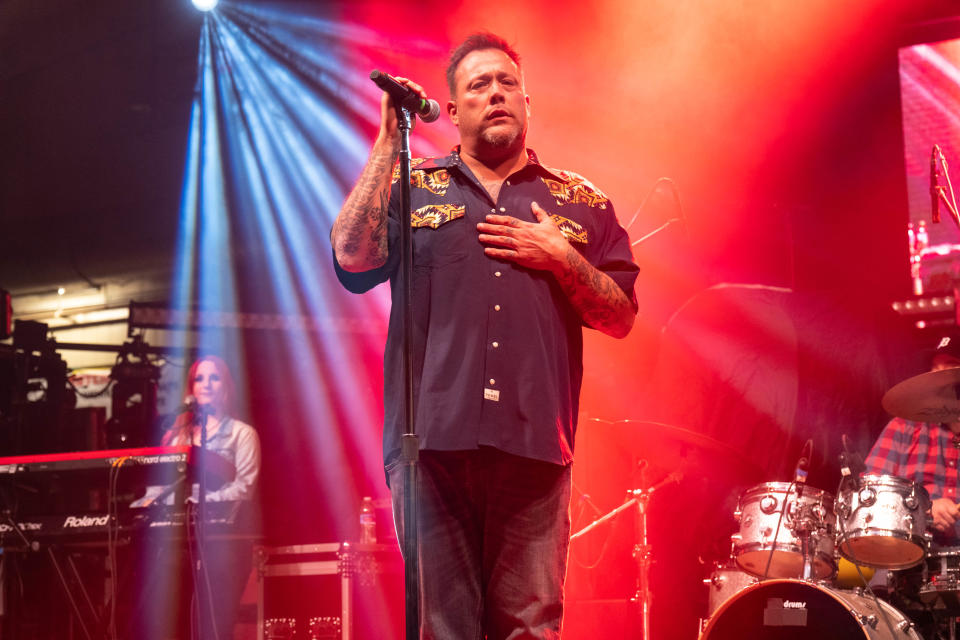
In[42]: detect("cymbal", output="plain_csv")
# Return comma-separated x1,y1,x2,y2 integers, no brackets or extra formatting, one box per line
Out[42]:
882,368,960,422
579,418,763,481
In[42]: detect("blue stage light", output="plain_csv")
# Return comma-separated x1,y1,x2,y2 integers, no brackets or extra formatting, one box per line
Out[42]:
191,0,218,12
157,5,460,633
169,0,453,546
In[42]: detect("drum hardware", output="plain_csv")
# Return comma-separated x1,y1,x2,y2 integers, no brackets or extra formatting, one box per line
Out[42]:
573,419,765,640
794,494,830,581
571,463,681,640
914,548,960,613
889,547,960,640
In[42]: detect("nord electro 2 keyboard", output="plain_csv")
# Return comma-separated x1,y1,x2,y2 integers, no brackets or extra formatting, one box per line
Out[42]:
0,445,237,545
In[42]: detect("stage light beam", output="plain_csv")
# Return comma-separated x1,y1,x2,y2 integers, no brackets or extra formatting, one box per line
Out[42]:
192,0,219,12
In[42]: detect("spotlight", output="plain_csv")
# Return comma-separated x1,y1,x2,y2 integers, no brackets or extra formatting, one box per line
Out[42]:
191,0,219,11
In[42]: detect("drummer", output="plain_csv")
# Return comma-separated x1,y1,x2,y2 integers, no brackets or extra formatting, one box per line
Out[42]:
865,332,960,543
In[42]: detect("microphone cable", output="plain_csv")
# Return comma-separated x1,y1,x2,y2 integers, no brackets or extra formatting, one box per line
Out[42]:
759,481,795,582
760,440,813,581
569,480,618,571
625,177,686,247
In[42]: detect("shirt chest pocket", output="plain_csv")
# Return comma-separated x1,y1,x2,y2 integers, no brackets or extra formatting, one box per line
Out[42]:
550,213,590,248
412,204,468,268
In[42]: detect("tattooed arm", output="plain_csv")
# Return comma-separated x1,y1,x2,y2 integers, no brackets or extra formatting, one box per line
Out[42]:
331,77,426,272
550,243,636,338
331,138,398,271
476,201,636,338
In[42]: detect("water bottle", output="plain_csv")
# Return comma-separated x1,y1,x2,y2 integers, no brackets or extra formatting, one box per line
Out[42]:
360,496,377,544
908,222,923,295
915,221,929,295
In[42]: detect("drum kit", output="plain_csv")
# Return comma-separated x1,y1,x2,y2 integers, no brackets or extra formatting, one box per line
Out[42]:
574,367,960,639
701,475,931,639
699,366,960,640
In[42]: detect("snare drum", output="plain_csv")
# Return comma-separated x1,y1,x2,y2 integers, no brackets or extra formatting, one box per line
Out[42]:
836,475,930,569
700,579,921,639
732,482,836,579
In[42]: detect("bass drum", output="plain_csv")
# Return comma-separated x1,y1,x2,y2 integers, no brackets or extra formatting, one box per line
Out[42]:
699,579,920,640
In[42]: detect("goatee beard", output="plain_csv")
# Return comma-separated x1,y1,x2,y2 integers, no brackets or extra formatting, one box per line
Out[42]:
481,126,522,152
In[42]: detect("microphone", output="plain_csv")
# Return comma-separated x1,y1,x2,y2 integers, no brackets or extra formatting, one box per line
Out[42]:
369,70,441,123
794,439,813,491
840,433,866,477
174,395,198,415
933,145,942,223
172,395,213,423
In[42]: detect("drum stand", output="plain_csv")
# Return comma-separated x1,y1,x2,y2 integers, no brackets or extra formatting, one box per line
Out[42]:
570,461,682,640
791,493,822,583
798,531,815,581
630,482,654,640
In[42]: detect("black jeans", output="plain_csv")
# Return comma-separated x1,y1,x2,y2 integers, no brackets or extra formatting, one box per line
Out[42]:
388,447,572,640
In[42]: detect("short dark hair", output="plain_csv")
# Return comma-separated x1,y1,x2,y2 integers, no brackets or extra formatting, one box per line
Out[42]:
446,32,522,96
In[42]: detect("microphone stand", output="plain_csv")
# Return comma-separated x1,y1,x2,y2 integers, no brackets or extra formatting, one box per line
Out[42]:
395,103,421,640
933,185,960,229
934,149,960,230
569,465,682,640
195,407,212,639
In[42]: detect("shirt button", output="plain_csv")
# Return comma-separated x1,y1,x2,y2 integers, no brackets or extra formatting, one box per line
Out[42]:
490,208,496,213
489,379,496,385
499,207,506,212
505,180,511,186
492,341,499,348
494,304,501,311
494,271,502,277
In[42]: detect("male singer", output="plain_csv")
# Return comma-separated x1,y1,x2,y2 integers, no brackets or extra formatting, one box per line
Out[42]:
331,32,639,638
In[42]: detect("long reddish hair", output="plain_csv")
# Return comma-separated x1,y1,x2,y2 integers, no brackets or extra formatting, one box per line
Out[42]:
162,355,237,445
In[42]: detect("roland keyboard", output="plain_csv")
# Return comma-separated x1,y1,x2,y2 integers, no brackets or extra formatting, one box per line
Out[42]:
0,502,250,548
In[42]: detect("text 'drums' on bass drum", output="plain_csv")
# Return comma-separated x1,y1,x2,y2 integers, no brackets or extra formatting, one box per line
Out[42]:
699,579,920,640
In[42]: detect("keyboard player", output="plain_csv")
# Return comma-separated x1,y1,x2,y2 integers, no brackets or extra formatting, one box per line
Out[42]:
128,354,261,640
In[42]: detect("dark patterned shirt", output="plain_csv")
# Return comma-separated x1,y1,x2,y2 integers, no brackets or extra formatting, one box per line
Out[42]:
334,148,639,467
865,416,960,540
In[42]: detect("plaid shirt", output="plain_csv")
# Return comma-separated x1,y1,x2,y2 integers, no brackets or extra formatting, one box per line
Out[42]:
865,417,960,541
